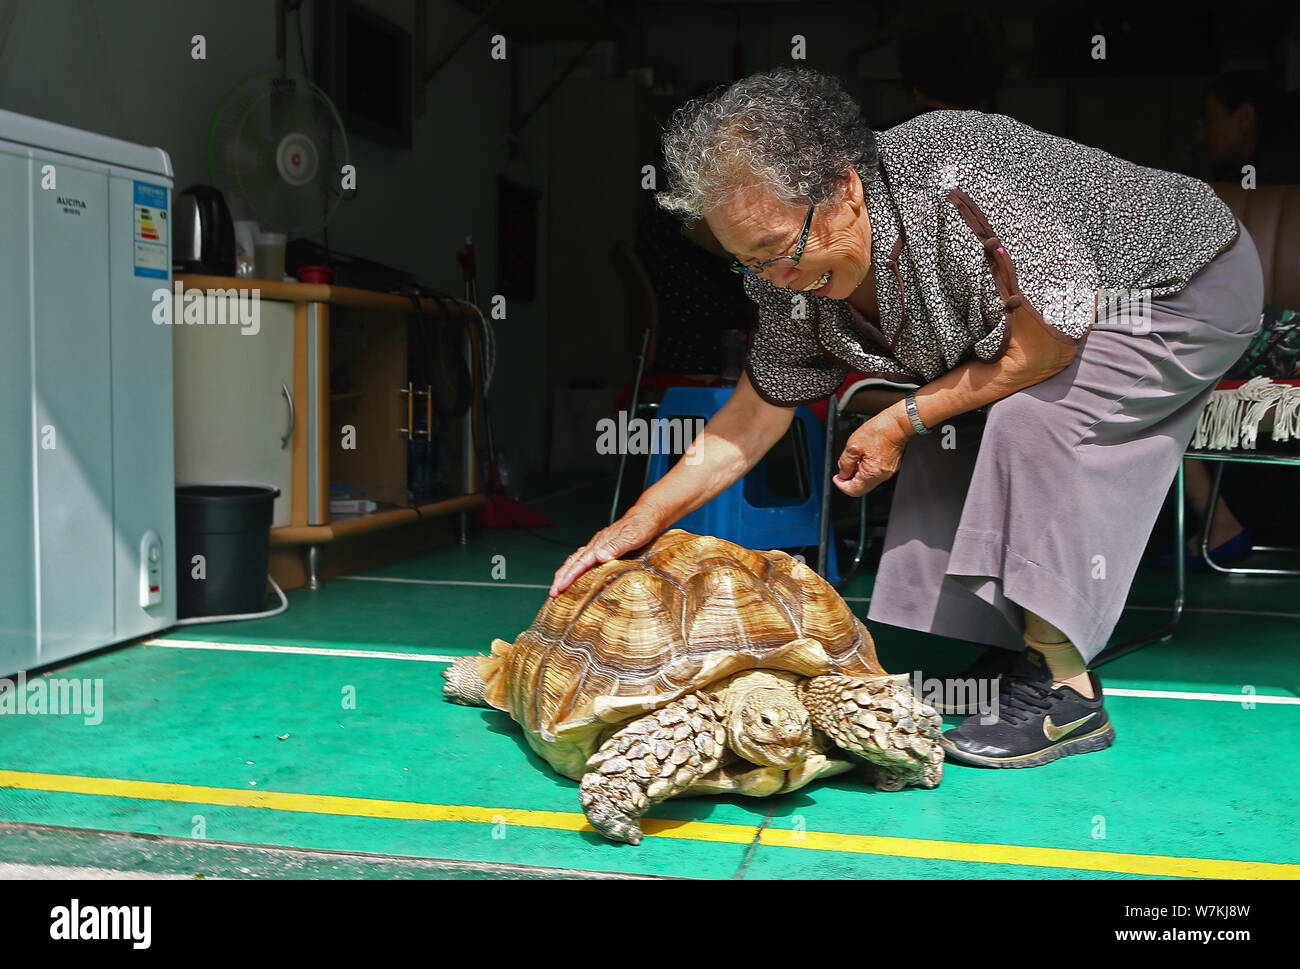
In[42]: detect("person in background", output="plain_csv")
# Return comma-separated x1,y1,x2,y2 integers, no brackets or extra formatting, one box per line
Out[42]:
1156,70,1300,568
830,8,1008,415
891,5,1008,121
1199,70,1300,184
634,83,755,377
634,187,753,375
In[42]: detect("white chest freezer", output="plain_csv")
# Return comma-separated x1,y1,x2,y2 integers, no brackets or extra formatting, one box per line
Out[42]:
0,109,176,677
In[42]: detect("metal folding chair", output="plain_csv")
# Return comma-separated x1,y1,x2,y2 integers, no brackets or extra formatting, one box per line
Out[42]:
817,377,920,589
1093,448,1300,667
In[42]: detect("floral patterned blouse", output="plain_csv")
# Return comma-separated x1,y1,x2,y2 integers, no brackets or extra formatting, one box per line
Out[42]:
743,109,1241,406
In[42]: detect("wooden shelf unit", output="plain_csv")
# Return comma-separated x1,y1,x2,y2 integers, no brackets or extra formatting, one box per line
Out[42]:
175,274,486,589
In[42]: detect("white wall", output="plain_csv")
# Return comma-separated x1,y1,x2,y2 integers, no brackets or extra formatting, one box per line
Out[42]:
0,0,551,486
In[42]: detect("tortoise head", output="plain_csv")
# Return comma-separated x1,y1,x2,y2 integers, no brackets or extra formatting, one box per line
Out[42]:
727,682,813,769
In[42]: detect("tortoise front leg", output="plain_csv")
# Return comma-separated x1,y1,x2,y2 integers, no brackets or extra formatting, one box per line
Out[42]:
579,692,726,845
799,674,944,791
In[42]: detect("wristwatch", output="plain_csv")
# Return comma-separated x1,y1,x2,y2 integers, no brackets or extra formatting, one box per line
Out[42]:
905,393,930,436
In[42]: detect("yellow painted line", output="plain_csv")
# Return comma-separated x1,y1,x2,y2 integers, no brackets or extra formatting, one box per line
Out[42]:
756,828,1297,879
1,769,1294,878
0,770,751,846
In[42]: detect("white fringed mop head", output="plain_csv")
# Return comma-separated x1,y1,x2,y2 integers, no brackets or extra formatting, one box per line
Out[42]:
1191,376,1300,450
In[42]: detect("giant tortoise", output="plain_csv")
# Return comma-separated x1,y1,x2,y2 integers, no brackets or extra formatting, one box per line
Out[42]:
442,530,943,844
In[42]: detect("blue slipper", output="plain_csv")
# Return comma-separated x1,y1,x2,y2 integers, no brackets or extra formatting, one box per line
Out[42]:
1151,530,1253,571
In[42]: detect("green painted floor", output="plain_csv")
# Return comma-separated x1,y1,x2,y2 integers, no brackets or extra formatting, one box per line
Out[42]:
1,476,1298,879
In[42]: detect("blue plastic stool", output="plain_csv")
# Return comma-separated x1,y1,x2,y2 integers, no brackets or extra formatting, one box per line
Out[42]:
644,386,839,582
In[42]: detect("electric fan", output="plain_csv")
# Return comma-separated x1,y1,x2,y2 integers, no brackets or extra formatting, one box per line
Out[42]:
207,71,351,234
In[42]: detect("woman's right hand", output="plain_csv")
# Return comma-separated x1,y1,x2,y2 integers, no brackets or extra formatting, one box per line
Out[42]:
549,507,663,597
548,375,794,597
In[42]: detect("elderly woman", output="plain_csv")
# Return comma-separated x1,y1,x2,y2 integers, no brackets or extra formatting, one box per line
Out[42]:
550,69,1262,769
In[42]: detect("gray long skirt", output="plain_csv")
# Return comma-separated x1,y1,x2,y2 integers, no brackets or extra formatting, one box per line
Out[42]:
867,225,1265,663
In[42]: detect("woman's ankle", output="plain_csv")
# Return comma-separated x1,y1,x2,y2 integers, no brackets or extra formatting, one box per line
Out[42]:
1207,503,1245,548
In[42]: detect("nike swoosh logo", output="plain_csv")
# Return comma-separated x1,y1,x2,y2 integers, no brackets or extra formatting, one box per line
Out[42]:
1043,712,1096,742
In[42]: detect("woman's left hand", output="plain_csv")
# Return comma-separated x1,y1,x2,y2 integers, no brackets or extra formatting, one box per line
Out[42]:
833,413,908,497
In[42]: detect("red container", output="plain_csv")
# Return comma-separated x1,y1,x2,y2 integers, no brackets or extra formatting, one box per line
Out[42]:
297,265,333,284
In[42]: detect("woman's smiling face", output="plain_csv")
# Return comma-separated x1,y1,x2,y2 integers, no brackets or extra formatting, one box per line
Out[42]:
704,167,873,300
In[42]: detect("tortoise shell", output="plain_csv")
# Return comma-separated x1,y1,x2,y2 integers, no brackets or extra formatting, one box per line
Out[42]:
478,531,883,774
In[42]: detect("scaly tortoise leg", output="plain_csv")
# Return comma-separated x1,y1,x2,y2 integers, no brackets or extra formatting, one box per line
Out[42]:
799,674,944,791
441,655,489,707
579,692,726,845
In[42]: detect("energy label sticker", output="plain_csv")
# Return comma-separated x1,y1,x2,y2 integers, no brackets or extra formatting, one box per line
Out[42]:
133,181,168,279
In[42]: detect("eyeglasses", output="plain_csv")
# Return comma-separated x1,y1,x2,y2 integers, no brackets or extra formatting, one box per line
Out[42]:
729,200,815,275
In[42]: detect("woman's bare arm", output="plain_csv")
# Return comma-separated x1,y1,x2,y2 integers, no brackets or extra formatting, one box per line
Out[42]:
835,308,1080,495
549,373,796,595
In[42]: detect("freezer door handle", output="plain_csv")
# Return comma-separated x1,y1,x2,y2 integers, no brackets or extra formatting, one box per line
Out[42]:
280,382,294,450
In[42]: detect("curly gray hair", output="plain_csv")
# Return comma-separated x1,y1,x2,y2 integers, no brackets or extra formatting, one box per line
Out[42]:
656,68,878,220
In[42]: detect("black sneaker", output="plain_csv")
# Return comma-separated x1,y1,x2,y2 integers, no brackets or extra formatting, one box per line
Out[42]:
939,649,1115,768
927,646,1022,715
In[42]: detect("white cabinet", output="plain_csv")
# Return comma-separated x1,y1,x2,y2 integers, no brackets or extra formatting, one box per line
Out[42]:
173,295,295,526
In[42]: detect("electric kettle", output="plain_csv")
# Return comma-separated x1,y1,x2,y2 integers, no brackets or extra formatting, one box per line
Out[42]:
172,184,236,275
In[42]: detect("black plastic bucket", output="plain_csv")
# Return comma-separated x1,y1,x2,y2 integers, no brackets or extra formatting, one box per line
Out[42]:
176,485,280,619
